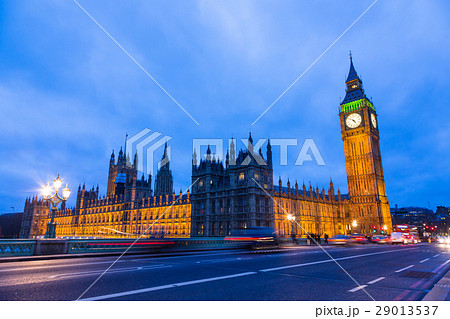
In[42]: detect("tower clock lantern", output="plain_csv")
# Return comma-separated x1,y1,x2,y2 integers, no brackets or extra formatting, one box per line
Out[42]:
339,55,392,234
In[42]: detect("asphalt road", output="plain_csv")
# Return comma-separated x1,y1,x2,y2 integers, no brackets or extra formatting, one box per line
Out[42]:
0,243,449,301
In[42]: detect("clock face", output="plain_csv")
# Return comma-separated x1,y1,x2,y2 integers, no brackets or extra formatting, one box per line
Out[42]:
346,113,362,128
371,113,377,128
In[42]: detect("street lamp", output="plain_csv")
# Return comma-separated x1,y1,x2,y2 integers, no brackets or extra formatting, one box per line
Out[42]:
287,214,295,240
352,220,357,233
42,174,70,238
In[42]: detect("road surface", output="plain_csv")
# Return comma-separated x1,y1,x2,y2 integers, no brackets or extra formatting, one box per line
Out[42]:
0,243,448,301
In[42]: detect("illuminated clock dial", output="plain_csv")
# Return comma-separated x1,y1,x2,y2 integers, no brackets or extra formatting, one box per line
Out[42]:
371,113,377,128
346,113,362,128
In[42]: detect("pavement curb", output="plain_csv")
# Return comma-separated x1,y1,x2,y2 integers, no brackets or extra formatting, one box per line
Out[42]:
422,267,450,301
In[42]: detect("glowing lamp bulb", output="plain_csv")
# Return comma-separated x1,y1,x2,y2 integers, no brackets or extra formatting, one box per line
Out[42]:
352,220,357,227
53,175,62,190
62,184,71,199
42,183,52,198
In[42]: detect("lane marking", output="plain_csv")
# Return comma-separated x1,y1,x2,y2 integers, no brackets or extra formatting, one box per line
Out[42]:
394,265,414,273
196,257,252,264
260,248,415,272
367,277,385,284
349,285,368,292
431,259,450,273
419,258,430,263
433,254,440,257
50,265,171,279
78,271,257,301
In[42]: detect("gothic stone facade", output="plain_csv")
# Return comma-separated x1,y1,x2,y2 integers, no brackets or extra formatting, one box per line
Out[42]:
20,58,392,239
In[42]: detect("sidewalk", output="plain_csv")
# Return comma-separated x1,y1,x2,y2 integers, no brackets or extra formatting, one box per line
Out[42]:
423,267,450,301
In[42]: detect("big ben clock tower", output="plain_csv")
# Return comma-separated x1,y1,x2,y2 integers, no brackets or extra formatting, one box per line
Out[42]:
339,55,392,234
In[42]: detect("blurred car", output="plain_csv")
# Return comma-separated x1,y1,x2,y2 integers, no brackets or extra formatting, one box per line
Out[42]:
328,235,350,245
438,237,450,244
390,232,409,245
371,235,391,244
410,234,420,244
404,234,417,244
348,233,369,244
225,227,280,249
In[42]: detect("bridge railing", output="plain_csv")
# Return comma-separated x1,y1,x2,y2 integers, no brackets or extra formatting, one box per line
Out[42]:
0,237,250,258
67,237,242,254
0,239,35,257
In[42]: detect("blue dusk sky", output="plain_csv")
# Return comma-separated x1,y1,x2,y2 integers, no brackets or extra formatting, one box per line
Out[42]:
0,0,449,213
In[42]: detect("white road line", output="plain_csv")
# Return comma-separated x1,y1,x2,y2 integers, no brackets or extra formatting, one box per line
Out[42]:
259,248,415,272
432,260,450,273
419,258,430,263
78,271,257,301
394,265,414,273
196,257,252,264
367,277,385,284
50,265,171,279
433,254,440,257
349,285,368,292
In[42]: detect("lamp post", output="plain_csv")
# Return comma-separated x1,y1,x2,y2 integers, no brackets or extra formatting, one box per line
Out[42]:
287,214,295,242
42,174,71,238
352,220,357,233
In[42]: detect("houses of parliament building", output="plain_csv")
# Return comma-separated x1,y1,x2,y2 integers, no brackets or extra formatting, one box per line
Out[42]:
19,58,393,239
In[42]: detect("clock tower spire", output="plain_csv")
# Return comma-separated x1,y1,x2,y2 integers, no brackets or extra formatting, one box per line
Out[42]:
339,56,392,234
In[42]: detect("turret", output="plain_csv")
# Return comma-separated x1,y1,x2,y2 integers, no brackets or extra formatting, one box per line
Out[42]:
118,147,124,164
328,178,335,200
229,138,236,166
133,152,138,169
266,139,272,169
192,148,198,168
248,132,253,154
225,150,229,168
206,145,211,162
110,150,115,166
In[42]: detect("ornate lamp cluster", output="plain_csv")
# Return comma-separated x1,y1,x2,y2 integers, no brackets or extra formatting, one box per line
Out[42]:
42,174,70,238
